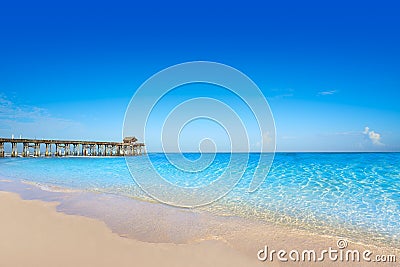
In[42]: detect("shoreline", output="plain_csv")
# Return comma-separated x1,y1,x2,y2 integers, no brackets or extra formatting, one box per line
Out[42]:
16,177,400,250
1,179,399,266
0,190,259,267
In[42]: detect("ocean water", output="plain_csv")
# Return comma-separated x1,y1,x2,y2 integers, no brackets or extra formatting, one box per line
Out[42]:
0,153,399,248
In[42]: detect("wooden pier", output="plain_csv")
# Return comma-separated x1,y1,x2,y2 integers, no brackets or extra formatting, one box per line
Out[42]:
0,137,145,157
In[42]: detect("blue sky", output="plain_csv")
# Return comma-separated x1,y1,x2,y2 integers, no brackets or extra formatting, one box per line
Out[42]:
0,0,399,151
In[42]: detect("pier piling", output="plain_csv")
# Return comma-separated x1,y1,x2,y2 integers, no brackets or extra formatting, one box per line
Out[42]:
11,142,17,157
0,142,4,157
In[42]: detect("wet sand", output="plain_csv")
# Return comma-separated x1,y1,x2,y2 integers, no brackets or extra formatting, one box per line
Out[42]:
0,191,261,267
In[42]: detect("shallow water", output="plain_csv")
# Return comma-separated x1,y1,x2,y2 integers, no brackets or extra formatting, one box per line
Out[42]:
0,153,399,248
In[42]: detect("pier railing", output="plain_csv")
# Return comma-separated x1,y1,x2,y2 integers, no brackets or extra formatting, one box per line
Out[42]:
0,137,145,157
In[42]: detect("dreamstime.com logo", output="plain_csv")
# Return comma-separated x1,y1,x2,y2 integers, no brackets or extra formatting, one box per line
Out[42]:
257,239,397,263
123,61,276,207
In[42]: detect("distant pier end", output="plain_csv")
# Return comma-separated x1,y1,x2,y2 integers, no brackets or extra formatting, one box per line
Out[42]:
0,137,145,157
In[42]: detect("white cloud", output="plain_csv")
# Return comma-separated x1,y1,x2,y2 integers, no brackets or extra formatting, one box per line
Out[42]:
328,131,360,136
0,94,83,139
251,132,274,151
268,88,294,100
318,90,338,96
363,126,383,146
262,131,273,145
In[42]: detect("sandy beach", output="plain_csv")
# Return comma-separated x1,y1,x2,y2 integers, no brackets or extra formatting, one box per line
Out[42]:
1,187,399,267
0,191,260,267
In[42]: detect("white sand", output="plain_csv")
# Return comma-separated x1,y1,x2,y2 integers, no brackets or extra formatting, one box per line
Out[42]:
1,190,398,267
0,191,260,267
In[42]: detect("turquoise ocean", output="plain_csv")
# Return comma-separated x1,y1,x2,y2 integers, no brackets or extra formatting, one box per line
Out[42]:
0,153,399,248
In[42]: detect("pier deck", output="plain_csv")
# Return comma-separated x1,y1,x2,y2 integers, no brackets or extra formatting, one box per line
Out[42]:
0,137,145,157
